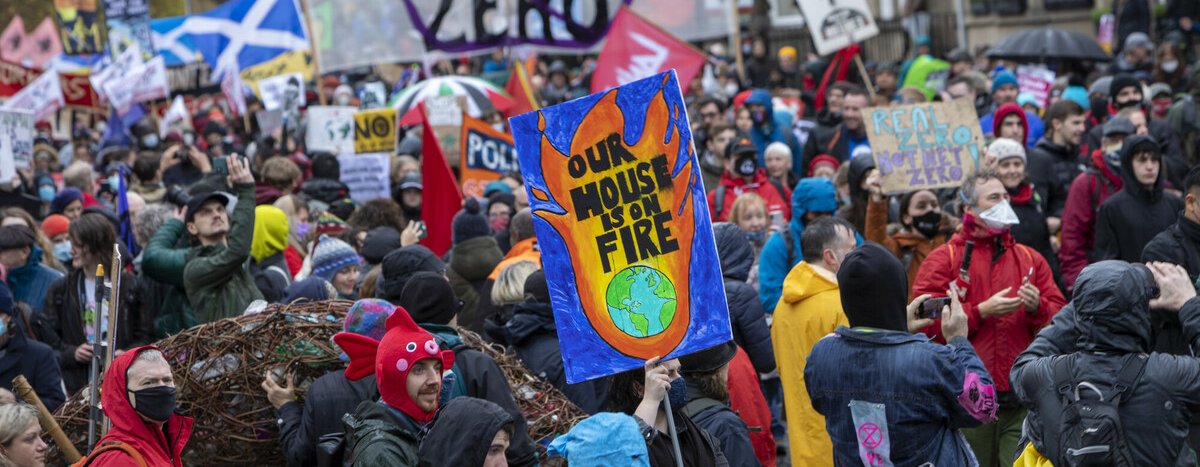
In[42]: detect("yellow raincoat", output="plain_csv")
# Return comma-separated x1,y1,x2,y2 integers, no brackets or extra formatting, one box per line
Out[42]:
772,261,847,467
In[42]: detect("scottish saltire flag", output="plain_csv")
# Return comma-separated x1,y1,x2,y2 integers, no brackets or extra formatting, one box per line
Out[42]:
173,0,308,80
151,17,198,66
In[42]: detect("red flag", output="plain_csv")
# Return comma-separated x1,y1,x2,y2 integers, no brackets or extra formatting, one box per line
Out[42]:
503,58,540,118
418,103,463,257
590,7,706,94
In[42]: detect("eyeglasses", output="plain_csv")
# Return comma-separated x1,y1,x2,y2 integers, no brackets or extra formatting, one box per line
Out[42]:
701,112,720,120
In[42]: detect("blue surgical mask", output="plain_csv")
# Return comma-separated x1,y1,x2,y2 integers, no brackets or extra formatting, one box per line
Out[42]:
667,377,688,411
294,221,311,239
745,230,765,245
141,134,159,148
107,175,121,192
38,185,55,203
53,241,72,263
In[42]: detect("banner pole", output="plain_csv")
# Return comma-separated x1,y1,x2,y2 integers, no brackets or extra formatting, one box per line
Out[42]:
662,399,685,467
729,0,746,85
300,0,326,105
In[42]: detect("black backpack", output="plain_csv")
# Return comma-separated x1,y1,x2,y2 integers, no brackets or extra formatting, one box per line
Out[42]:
1047,353,1148,467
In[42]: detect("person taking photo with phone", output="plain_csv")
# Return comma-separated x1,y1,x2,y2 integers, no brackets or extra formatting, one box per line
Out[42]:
182,155,264,324
805,242,998,466
912,170,1066,466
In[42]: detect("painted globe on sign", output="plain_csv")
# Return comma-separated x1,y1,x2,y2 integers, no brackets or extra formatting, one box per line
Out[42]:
604,265,678,338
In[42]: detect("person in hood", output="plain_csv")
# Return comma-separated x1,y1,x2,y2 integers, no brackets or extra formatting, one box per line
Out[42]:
758,177,840,314
807,242,998,466
864,183,958,290
1059,114,1136,292
263,299,386,467
709,224,778,465
706,136,790,222
1144,166,1200,354
1027,100,1087,252
88,346,193,466
1011,261,1200,466
395,272,538,467
837,149,878,233
0,282,64,412
988,138,1060,282
499,270,609,414
418,397,512,467
546,412,650,466
742,89,801,167
0,226,62,313
250,205,292,303
980,73,1045,148
336,306,455,466
1085,73,1187,189
299,153,350,206
772,217,856,466
282,276,336,303
1094,134,1183,264
448,199,504,334
677,341,758,467
912,170,1066,467
802,85,870,168
376,245,444,303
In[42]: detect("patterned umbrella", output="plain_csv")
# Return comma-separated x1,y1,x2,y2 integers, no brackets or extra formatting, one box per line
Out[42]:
388,75,514,118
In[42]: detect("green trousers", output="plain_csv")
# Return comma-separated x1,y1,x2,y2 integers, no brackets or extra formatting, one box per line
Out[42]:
962,406,1026,467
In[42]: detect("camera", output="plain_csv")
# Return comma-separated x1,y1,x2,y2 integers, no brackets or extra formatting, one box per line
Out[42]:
920,297,952,319
165,185,192,207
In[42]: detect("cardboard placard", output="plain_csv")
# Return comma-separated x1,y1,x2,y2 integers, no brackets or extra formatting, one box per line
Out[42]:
353,108,397,154
426,96,464,167
509,70,732,383
863,99,985,195
459,114,517,198
338,153,391,204
257,72,305,112
0,109,33,180
306,106,357,154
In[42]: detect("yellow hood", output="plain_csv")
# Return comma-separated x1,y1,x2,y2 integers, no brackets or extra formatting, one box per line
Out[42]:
782,262,838,305
252,205,290,263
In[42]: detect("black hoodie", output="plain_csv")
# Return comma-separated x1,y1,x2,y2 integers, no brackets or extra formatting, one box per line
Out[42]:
837,242,909,332
418,397,513,467
1094,135,1183,263
713,223,775,373
501,300,610,414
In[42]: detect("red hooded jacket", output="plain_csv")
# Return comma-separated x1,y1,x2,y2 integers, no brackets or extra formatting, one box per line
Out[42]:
706,169,791,222
992,103,1029,146
912,222,1066,394
1058,149,1124,292
89,346,193,467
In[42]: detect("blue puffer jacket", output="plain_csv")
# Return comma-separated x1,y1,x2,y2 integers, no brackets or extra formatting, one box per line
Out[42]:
744,89,802,171
9,246,62,313
758,177,839,314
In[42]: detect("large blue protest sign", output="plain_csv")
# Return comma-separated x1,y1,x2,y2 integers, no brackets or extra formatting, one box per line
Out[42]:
509,70,732,383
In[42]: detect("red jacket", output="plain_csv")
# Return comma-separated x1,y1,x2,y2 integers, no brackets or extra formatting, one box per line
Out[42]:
727,347,776,467
90,346,193,467
706,170,791,222
1058,150,1123,292
912,224,1066,393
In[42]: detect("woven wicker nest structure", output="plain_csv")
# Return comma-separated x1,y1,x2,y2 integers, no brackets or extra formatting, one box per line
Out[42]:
49,300,587,465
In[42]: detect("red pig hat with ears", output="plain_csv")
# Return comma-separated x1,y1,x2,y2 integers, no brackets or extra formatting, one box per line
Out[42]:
334,305,455,424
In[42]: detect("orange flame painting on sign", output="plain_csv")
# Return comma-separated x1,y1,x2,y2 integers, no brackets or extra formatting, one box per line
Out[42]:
510,70,731,384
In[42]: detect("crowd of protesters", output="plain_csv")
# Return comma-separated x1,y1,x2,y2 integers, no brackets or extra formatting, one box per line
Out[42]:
4,2,1200,466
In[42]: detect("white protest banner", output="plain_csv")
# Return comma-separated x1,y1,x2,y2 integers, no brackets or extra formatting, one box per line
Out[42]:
159,95,192,137
0,110,33,180
863,99,985,194
1,71,65,121
103,55,169,114
426,96,465,167
258,72,305,112
256,109,284,135
795,0,880,56
89,42,143,102
1016,65,1056,108
306,106,357,154
222,66,247,117
338,153,391,204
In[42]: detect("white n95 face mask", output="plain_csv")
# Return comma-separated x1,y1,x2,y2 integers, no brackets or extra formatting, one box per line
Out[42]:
978,200,1019,231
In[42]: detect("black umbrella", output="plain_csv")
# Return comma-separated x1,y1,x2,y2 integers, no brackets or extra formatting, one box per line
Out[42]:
986,27,1110,62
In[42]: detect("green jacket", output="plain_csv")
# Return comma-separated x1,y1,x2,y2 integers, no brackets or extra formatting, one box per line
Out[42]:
142,218,196,337
183,183,263,324
344,400,421,467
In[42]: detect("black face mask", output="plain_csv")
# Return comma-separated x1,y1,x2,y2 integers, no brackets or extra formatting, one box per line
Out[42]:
734,155,757,177
1115,99,1142,110
129,386,176,422
1090,98,1109,117
911,211,941,239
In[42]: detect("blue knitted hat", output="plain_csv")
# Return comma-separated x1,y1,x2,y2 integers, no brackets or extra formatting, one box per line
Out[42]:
992,71,1018,93
310,235,363,280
